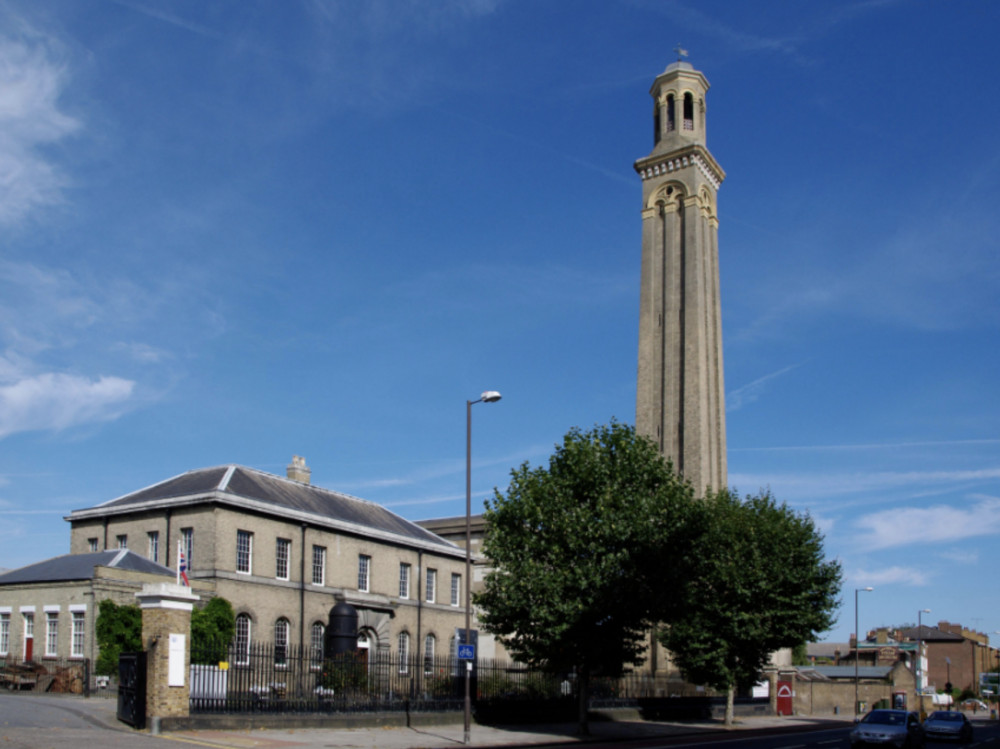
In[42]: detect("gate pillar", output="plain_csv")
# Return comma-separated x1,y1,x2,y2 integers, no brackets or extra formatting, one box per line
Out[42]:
135,583,199,725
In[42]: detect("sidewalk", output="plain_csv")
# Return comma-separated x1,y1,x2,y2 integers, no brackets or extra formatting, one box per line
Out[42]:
78,697,856,749
165,715,851,749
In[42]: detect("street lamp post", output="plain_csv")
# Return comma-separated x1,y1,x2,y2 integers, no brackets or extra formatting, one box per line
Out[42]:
464,390,501,745
855,587,873,720
917,608,931,718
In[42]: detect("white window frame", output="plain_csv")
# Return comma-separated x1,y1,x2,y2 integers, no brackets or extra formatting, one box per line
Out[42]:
424,633,436,675
425,568,436,603
310,622,325,668
71,611,85,658
236,530,253,574
450,572,461,607
234,614,252,665
274,618,289,667
116,534,127,549
358,554,371,593
399,563,410,599
147,531,159,563
88,538,98,552
0,611,10,656
181,528,194,569
312,545,326,586
45,611,58,657
398,631,410,674
276,538,290,580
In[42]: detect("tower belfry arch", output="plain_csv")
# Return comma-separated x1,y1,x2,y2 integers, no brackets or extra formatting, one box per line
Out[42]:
634,60,727,496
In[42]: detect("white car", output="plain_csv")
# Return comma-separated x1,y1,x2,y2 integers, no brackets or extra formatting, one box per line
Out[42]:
850,709,926,748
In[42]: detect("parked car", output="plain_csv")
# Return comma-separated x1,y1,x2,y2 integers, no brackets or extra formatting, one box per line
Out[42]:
960,698,987,712
922,711,973,743
850,709,926,748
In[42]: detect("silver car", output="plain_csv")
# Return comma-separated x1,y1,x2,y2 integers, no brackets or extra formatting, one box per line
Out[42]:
922,710,973,743
850,709,926,748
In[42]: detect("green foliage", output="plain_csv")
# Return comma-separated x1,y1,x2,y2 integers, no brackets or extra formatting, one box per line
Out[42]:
190,597,236,663
791,642,810,666
95,599,143,675
661,489,842,695
319,653,371,693
475,421,700,679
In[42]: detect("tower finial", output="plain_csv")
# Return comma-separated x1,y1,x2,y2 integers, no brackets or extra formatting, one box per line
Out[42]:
674,44,689,62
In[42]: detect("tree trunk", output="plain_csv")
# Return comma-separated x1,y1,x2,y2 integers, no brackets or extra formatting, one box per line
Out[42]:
577,668,590,735
725,683,735,727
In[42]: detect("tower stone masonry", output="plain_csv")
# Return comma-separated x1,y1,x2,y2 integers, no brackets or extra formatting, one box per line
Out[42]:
634,60,727,496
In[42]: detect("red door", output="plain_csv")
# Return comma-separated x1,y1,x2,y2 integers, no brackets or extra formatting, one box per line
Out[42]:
777,680,793,715
24,636,33,661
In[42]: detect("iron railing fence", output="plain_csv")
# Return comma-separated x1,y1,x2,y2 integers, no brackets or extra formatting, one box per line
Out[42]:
0,656,91,695
187,638,723,715
190,639,476,714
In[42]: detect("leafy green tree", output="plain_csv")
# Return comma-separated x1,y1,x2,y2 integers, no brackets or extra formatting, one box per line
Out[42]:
475,422,700,734
661,489,841,725
96,596,236,672
191,597,236,664
791,642,810,666
95,599,143,675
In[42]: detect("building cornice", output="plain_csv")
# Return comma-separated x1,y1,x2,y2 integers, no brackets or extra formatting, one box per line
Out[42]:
634,144,725,190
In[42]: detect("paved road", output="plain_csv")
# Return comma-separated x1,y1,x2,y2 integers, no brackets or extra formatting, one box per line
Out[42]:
0,693,181,749
3,694,999,749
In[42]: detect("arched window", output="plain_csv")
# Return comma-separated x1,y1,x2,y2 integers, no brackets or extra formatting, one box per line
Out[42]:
683,92,694,131
666,94,676,133
310,622,325,667
653,103,661,144
398,631,410,674
234,613,252,665
424,633,436,675
274,617,289,666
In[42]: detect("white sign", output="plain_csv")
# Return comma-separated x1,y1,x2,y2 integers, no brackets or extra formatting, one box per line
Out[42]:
168,633,186,687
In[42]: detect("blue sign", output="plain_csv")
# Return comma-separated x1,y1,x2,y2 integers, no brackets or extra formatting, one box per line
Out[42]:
458,644,475,660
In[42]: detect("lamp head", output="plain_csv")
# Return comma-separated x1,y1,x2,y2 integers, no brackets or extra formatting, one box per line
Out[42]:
480,391,502,403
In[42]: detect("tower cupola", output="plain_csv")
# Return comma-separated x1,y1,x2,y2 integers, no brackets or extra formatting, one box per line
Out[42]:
650,61,710,155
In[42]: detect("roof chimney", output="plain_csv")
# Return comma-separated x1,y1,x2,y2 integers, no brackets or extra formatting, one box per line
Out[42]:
287,455,311,484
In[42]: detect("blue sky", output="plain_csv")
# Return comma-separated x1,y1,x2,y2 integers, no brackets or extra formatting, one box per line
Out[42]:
1,0,998,646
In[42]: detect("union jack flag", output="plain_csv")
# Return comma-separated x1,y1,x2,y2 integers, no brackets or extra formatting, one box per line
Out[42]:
177,540,190,586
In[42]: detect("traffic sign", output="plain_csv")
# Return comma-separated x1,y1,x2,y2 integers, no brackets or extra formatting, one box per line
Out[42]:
458,644,475,660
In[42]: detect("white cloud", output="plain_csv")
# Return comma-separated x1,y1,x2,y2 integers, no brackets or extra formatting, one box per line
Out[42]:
0,373,135,439
851,566,928,587
0,30,79,226
730,467,1000,503
853,496,1000,551
726,363,803,412
936,548,979,565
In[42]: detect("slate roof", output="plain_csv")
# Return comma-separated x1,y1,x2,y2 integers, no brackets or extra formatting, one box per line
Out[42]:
0,549,174,585
66,465,461,556
807,641,848,658
899,625,964,642
796,665,893,681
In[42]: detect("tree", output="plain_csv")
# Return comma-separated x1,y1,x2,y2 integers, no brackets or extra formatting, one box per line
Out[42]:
660,489,842,725
95,599,143,675
96,596,236,673
191,597,236,663
474,422,700,734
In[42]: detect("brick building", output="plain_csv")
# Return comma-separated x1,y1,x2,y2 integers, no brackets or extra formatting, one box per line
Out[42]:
1,457,473,670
